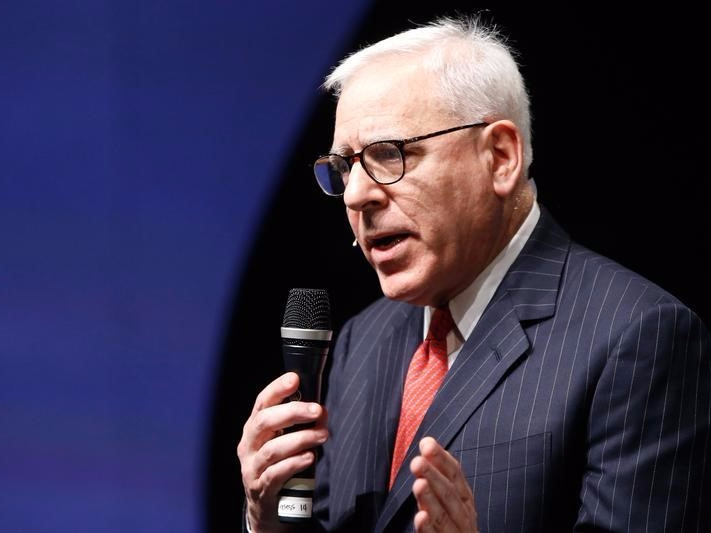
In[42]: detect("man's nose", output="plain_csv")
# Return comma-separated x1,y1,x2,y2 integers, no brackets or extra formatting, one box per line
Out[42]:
343,159,387,212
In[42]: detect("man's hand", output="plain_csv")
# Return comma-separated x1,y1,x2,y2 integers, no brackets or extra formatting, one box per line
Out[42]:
237,372,328,532
410,437,479,533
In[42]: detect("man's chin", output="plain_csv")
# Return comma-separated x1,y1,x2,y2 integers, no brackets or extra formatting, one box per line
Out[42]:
377,271,430,306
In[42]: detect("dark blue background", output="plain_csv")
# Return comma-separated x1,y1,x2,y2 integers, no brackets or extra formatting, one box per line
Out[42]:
0,2,367,531
3,4,709,532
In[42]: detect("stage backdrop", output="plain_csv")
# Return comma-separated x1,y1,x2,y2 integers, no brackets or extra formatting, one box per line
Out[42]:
0,2,368,532
2,4,709,533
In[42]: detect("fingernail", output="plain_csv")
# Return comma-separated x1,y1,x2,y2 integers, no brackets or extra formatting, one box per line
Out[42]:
308,403,320,415
283,373,295,387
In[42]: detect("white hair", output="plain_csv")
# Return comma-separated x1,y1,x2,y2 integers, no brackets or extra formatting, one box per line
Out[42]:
323,16,533,174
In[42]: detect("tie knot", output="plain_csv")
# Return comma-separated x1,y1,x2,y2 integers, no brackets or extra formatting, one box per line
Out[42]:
426,306,454,342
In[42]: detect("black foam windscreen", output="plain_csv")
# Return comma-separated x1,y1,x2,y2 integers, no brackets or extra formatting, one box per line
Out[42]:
282,288,331,330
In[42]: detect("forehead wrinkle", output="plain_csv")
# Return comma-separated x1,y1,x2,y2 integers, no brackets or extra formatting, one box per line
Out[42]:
332,109,434,154
330,131,405,155
332,61,442,154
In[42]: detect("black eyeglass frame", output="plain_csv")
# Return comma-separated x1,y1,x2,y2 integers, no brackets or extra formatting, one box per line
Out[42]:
313,121,489,197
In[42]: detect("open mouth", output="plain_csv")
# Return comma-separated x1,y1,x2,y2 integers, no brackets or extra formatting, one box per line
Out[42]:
371,233,409,250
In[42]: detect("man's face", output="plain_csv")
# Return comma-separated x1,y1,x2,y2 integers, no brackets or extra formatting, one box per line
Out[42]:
333,57,507,306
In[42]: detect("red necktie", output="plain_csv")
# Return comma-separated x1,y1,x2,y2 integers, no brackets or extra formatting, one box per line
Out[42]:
389,306,455,489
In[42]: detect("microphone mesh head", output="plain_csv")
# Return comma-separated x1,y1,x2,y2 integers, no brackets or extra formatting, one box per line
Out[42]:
282,288,331,330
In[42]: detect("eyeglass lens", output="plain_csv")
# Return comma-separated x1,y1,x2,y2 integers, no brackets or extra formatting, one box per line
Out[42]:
313,141,404,196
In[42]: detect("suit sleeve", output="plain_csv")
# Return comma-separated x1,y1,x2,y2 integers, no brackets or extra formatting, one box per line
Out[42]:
576,303,711,531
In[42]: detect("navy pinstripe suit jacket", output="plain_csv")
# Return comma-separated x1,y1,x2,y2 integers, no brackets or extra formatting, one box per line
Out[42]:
312,209,711,532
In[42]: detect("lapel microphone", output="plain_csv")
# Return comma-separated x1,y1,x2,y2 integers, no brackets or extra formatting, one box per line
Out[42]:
277,288,332,523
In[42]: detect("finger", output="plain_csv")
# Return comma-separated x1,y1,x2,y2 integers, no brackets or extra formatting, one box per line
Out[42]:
414,508,436,533
239,406,329,500
412,477,454,532
245,449,317,502
241,399,324,454
411,457,474,531
417,436,473,502
411,440,476,531
252,372,300,414
250,425,329,480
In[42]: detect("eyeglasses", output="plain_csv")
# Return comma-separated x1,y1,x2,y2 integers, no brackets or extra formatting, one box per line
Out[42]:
313,121,488,196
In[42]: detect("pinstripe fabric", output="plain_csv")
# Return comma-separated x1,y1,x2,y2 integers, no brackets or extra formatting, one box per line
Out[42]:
313,209,711,532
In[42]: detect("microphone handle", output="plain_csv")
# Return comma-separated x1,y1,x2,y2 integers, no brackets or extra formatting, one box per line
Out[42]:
282,343,328,404
278,341,328,523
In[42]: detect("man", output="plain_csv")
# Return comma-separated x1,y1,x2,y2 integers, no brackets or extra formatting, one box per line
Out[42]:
237,17,711,532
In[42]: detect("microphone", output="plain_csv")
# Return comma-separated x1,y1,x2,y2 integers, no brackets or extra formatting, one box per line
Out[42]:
277,288,332,523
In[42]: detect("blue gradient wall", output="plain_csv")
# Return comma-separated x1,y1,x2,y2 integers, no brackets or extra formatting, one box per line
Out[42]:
4,4,710,532
0,2,367,531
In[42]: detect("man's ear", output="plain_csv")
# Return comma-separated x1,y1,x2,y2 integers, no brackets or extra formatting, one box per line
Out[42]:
482,120,524,198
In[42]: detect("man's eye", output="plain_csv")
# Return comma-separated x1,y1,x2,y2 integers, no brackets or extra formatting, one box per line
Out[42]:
367,143,401,162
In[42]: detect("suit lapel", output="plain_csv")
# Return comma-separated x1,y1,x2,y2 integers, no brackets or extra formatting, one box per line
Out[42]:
374,209,570,532
332,302,422,527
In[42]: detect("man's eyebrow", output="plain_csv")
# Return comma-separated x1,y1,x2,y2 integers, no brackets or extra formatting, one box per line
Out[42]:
329,143,352,155
330,132,405,154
